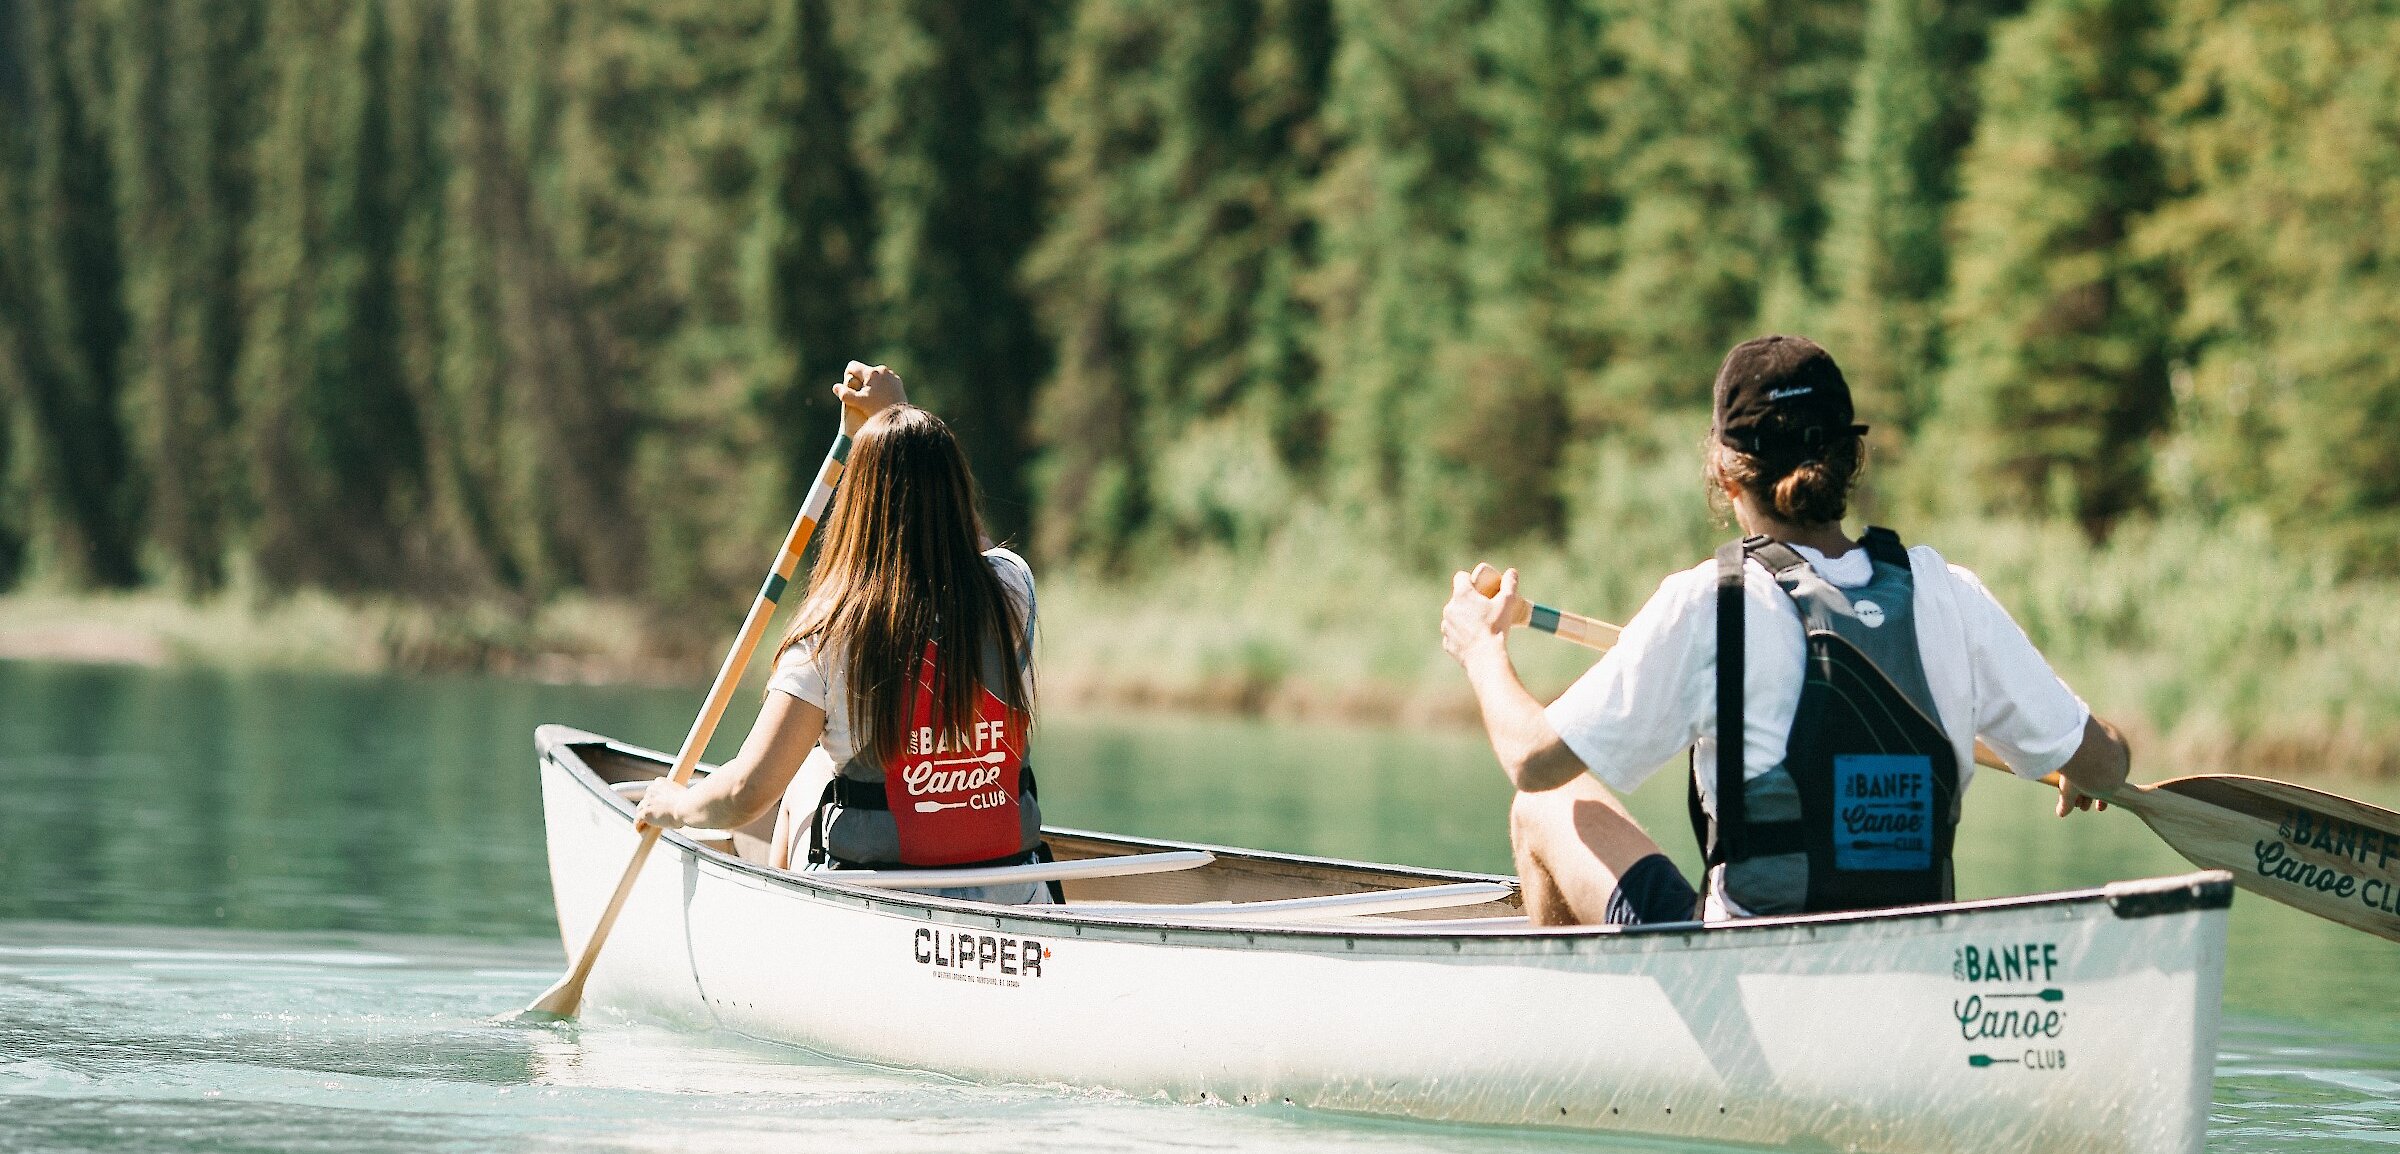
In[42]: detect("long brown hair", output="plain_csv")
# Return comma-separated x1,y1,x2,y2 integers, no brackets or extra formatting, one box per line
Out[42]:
779,406,1031,761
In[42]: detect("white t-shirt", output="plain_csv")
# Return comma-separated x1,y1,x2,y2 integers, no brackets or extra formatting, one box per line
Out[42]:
768,547,1037,765
1541,540,2089,916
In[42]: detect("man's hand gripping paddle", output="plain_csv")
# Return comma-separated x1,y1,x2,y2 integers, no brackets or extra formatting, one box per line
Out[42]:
1464,563,2400,944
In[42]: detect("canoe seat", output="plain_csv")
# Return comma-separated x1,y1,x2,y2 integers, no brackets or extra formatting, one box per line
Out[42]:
1073,881,1516,924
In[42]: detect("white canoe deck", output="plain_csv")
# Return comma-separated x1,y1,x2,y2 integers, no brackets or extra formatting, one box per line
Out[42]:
537,725,2231,1154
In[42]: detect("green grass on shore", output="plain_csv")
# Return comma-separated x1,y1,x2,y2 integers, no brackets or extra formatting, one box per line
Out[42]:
0,587,688,684
5,510,2395,777
1036,510,2400,779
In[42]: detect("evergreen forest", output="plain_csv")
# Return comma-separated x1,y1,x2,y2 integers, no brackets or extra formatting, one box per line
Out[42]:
4,0,2399,709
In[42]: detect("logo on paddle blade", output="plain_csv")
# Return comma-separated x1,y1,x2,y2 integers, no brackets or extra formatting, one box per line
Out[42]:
2255,806,2400,917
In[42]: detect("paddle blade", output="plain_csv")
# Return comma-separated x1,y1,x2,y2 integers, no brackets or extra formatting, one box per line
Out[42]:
512,973,585,1022
2120,774,2400,944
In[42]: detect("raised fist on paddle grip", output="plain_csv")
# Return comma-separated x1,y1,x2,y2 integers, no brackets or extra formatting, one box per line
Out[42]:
1442,565,1523,666
835,362,909,436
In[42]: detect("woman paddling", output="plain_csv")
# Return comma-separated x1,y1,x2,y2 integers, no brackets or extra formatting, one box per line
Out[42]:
637,365,1047,904
1441,335,2131,925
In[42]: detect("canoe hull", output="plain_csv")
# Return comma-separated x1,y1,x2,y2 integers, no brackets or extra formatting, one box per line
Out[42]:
539,728,2223,1152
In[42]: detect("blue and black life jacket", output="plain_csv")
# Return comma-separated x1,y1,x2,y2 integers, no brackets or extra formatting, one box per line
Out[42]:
1687,527,1961,915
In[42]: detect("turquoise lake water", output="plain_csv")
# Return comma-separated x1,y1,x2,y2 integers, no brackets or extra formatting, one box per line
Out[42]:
0,659,2395,1151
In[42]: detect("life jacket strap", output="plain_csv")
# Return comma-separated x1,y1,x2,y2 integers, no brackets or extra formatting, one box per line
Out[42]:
1706,538,1759,865
1860,525,1908,569
1747,539,1812,581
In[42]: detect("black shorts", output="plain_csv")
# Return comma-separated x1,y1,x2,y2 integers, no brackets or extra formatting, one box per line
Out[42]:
1604,853,1701,926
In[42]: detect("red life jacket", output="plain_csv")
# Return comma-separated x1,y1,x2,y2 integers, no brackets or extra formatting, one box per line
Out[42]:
879,640,1029,866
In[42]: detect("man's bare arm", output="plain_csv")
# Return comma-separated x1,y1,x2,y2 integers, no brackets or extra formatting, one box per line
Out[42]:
2053,714,2130,817
1442,567,1589,792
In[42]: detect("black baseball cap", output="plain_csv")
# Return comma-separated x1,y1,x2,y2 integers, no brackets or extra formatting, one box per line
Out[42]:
1710,335,1868,454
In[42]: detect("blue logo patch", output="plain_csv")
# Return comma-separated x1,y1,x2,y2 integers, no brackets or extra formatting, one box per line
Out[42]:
1835,754,1933,871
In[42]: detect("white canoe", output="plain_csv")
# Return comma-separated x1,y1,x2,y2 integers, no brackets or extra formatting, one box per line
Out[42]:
537,725,2229,1152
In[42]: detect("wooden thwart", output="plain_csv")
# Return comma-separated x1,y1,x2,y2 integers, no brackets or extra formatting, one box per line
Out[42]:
822,851,1216,890
1073,881,1517,924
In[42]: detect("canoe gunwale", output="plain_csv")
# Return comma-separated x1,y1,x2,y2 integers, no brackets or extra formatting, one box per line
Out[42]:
539,723,2234,953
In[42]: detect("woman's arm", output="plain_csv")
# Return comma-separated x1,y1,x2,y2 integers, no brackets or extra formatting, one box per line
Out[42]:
637,691,827,831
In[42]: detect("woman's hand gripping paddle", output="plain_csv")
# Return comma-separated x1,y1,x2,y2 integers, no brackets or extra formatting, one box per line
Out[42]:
1463,563,2400,944
520,392,865,1022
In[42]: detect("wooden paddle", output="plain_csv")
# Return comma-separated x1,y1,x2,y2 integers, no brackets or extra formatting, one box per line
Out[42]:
521,414,860,1020
1466,563,2400,944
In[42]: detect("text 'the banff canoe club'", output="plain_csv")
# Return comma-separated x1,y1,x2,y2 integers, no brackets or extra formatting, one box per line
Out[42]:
1951,941,2069,1072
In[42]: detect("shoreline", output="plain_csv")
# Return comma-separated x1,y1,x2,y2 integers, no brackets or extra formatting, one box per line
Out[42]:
5,586,2394,781
0,586,1489,717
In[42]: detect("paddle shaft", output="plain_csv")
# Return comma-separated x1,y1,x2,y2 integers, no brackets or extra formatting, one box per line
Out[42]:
526,428,853,1018
1467,565,2400,942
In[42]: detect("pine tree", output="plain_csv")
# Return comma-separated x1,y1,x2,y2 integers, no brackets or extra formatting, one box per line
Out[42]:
1582,0,1863,418
0,0,141,587
849,0,1061,542
545,0,791,604
1819,0,2021,457
105,0,262,593
381,0,501,593
1818,0,1947,434
1938,0,2172,535
2140,0,2400,571
447,0,646,597
1026,0,1333,563
0,0,36,587
238,0,428,590
751,0,876,514
1452,0,1613,546
1310,0,1488,560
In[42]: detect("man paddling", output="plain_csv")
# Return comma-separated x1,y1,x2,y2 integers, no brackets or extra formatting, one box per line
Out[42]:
1440,335,2133,924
